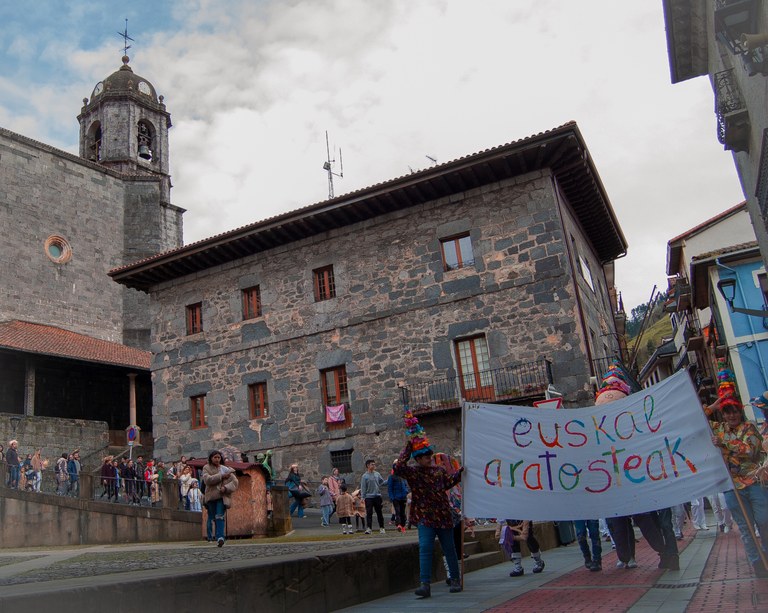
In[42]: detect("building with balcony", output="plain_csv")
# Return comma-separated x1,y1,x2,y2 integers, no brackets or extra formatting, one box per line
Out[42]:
663,0,768,276
690,241,768,420
111,122,628,480
664,201,767,419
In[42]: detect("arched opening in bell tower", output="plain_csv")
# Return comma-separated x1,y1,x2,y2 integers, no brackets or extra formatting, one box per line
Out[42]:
87,122,102,162
137,120,155,162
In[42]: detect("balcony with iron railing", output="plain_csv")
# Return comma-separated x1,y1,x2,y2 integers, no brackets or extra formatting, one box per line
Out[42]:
400,359,553,415
714,68,750,152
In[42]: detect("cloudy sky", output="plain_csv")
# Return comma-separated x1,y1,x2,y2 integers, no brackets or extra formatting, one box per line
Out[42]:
0,0,745,311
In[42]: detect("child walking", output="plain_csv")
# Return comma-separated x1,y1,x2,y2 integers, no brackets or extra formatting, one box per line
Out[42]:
352,489,366,532
318,476,333,527
497,519,545,576
187,478,202,512
335,484,355,534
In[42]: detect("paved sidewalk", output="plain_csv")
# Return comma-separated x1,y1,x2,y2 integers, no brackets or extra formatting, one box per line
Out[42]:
338,516,768,613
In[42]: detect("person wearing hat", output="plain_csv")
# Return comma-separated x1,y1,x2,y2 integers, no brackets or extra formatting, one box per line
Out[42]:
394,411,464,598
594,363,672,570
187,478,202,512
704,361,768,578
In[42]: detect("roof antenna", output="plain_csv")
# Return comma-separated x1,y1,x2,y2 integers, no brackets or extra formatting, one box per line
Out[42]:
323,131,343,199
118,18,134,57
426,155,437,165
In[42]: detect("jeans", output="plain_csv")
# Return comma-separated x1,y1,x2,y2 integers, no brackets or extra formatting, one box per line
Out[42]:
723,485,768,565
289,494,305,518
321,504,332,526
365,495,384,529
7,466,20,489
417,524,460,584
574,519,601,563
205,498,226,541
393,499,407,528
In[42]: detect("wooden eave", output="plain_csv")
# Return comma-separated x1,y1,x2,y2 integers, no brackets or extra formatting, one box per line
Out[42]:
110,122,628,292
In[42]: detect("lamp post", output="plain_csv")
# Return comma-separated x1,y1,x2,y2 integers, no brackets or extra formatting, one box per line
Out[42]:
716,278,768,317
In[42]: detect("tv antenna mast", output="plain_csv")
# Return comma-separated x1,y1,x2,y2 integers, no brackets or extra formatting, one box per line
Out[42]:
323,131,343,199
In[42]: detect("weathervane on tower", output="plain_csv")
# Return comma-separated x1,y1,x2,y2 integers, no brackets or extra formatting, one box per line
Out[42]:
118,18,134,57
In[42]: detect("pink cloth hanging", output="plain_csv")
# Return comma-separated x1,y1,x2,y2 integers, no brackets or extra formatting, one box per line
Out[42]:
325,404,346,423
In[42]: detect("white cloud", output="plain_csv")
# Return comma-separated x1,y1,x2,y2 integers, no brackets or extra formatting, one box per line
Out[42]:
0,0,746,312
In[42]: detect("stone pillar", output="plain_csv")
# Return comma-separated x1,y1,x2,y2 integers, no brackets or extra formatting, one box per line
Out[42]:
269,484,292,536
127,373,137,426
24,359,35,416
79,473,93,499
161,479,178,509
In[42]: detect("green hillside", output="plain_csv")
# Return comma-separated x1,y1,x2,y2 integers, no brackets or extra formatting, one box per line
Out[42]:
627,313,673,371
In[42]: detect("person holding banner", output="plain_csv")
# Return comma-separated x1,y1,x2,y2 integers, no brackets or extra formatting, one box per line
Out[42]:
704,386,768,579
594,364,669,570
395,411,464,599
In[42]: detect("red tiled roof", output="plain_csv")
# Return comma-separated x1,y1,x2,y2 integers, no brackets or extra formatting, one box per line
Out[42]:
668,202,746,246
0,320,150,369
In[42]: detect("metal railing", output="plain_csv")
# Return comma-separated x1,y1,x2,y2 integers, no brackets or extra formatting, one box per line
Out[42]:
400,359,553,414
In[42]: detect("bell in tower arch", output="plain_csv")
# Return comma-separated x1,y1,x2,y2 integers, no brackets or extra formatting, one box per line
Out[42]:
137,121,153,161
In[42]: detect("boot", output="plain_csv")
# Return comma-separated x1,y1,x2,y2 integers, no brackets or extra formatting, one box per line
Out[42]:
414,583,431,598
449,578,463,593
532,556,545,574
509,561,524,577
589,559,602,572
583,556,593,569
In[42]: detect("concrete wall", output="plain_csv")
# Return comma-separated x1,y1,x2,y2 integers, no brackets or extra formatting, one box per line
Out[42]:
0,486,200,548
148,172,619,480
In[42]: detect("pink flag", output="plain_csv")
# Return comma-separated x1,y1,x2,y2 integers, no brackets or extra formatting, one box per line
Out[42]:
325,404,346,423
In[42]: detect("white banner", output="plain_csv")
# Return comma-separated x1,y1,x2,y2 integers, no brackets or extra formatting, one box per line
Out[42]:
463,370,732,520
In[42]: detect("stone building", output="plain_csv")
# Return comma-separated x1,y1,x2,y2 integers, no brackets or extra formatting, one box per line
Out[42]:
0,55,183,444
111,122,628,481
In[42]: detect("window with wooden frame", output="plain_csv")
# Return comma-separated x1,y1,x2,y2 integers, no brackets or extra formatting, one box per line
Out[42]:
321,365,351,430
440,233,474,271
248,382,269,419
313,265,336,301
186,302,203,335
455,335,493,401
242,285,262,320
190,394,207,429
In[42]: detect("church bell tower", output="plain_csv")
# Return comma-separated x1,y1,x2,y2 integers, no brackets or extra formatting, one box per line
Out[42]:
77,55,172,199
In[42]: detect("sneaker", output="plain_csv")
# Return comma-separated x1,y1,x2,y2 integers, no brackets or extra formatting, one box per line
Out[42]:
584,558,593,569
342,527,347,534
364,528,372,535
217,537,225,548
616,561,626,569
414,583,431,598
449,578,463,593
532,559,545,574
724,525,731,534
589,561,602,572
626,558,637,569
379,528,386,534
509,564,524,577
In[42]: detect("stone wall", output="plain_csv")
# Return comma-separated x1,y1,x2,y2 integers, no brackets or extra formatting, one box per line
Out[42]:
148,172,619,480
0,414,109,469
0,129,125,342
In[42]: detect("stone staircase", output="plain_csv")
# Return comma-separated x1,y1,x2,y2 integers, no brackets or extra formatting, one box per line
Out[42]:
432,527,505,580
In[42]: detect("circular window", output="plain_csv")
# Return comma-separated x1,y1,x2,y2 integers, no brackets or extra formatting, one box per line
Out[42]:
44,235,72,264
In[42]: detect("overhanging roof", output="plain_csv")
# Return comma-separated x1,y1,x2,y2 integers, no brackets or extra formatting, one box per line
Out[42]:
0,320,150,370
689,241,760,308
662,0,710,84
666,202,747,276
110,122,628,292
